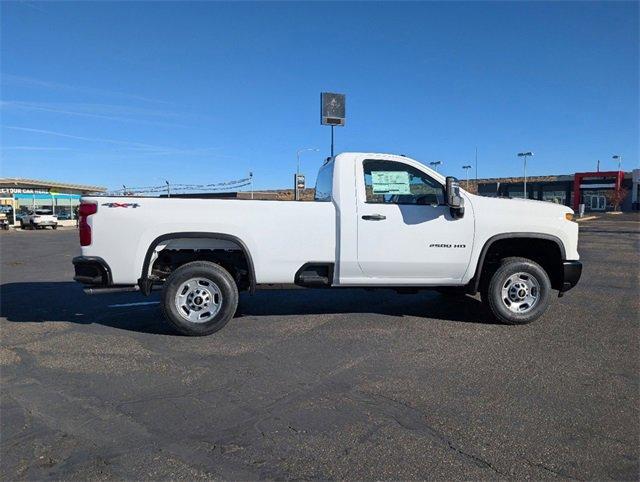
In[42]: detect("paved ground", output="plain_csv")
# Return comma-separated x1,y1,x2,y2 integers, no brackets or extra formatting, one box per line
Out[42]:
1,215,638,480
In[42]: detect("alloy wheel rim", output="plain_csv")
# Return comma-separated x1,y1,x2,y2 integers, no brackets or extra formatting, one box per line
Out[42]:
174,277,222,323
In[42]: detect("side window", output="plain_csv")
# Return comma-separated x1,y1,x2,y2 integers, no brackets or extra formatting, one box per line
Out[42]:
363,159,444,205
314,161,334,202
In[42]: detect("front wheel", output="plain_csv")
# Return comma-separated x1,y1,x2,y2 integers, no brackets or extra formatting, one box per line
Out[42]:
482,257,552,325
161,261,238,336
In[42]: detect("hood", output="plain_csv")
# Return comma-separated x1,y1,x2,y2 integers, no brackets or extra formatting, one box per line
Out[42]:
465,192,574,216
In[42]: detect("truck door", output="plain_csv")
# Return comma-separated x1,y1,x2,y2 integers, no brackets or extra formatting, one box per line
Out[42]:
356,158,474,282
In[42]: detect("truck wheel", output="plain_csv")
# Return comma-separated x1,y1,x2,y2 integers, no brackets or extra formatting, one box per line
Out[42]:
482,257,551,325
161,261,238,336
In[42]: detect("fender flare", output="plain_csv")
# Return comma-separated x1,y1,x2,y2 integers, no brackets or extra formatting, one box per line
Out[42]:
469,232,566,294
138,231,256,295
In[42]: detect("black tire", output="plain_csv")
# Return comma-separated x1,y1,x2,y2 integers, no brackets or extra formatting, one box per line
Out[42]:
482,257,551,325
52,224,58,230
161,261,238,336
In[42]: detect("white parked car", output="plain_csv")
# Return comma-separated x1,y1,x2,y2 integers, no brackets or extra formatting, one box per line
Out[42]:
21,209,58,230
73,152,582,335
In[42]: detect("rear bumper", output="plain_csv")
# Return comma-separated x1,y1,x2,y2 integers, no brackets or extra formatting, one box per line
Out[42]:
73,256,112,286
560,260,582,293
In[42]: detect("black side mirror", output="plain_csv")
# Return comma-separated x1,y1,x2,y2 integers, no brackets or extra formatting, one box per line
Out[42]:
445,176,465,219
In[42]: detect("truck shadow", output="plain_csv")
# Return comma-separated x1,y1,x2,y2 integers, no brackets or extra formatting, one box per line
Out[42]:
0,282,498,335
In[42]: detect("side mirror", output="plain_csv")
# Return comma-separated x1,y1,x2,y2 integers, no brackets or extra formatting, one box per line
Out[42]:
445,176,465,219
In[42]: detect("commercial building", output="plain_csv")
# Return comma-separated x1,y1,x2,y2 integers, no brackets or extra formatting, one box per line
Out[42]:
0,178,106,225
469,169,638,213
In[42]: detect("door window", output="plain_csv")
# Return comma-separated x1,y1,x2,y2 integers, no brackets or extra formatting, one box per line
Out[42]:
363,160,444,206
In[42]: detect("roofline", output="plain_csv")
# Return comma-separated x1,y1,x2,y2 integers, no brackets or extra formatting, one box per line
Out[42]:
0,177,106,193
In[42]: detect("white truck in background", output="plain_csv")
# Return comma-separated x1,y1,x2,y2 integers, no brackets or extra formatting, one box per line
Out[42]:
21,209,58,230
73,152,582,336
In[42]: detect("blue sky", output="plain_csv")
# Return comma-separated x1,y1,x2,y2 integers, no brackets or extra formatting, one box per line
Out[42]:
1,1,638,191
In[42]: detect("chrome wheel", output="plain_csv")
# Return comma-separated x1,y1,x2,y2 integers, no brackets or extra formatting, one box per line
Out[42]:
500,272,540,314
174,277,222,323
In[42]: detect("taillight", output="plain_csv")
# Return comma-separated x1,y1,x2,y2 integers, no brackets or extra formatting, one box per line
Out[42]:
79,202,98,246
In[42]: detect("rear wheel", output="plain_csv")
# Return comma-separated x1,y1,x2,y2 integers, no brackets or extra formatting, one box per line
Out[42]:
161,261,238,336
482,257,551,325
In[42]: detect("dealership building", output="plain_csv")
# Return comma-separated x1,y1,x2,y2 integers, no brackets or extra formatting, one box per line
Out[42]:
470,168,639,212
0,178,106,225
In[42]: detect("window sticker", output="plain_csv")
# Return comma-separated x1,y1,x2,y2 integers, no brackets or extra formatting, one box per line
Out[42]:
371,171,411,195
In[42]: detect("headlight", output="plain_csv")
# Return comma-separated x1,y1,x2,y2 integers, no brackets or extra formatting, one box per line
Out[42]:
565,213,575,222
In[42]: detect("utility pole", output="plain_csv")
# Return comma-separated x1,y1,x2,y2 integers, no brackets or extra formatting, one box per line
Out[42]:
249,172,254,200
429,160,443,172
165,180,170,198
517,152,534,199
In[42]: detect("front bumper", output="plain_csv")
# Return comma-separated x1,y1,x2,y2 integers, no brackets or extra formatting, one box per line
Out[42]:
73,256,112,286
560,260,582,293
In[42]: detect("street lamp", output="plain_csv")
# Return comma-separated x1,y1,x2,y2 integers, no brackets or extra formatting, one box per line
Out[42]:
517,151,534,199
462,165,472,189
296,148,319,200
429,160,442,172
612,154,622,171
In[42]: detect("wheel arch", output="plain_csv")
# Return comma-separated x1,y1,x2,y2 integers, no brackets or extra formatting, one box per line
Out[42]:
469,233,566,294
138,232,256,295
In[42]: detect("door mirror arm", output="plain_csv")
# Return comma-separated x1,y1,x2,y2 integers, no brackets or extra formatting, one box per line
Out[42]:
445,176,465,219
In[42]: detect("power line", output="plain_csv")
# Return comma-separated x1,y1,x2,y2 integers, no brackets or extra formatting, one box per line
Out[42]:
103,177,252,196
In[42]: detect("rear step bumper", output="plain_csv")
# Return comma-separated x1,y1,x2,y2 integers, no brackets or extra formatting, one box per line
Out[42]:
73,256,112,286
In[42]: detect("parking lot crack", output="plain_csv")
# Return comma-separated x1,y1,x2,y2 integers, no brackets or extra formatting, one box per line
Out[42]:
351,391,506,476
522,457,583,481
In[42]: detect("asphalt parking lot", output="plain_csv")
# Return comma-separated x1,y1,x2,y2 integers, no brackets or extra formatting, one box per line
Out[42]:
1,215,638,480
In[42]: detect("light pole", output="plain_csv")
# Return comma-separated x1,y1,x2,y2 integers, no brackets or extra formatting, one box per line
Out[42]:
429,160,442,172
296,148,319,201
517,151,534,199
462,165,472,190
612,154,622,171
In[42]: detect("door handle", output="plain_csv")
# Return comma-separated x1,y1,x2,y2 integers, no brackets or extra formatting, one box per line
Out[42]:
362,214,386,221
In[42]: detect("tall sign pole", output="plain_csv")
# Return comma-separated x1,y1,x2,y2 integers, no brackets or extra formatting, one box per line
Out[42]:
331,126,334,158
321,92,345,159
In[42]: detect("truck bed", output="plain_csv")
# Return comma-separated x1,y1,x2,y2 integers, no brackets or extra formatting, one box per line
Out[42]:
81,197,336,285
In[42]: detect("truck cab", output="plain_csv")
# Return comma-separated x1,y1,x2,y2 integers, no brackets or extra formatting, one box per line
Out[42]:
74,152,582,335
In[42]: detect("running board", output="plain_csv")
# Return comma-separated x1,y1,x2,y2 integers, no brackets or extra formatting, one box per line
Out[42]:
84,286,140,295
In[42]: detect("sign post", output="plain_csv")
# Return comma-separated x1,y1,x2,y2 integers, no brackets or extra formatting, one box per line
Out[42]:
321,92,345,158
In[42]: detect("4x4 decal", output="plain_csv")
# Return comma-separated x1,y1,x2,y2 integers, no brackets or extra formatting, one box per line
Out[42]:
101,203,140,208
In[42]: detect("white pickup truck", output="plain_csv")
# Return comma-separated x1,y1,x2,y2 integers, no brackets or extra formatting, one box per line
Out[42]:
74,152,582,335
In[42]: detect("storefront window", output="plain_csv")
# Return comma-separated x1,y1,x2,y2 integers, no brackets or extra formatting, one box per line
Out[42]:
15,193,81,219
509,190,524,199
543,190,567,205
